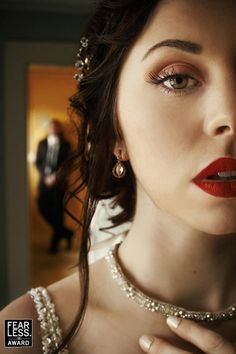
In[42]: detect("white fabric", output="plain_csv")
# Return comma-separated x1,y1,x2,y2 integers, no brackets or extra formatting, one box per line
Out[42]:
45,134,60,174
47,134,60,146
89,198,131,263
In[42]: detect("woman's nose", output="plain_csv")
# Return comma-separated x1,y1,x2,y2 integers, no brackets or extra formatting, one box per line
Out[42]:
203,83,236,138
205,118,235,137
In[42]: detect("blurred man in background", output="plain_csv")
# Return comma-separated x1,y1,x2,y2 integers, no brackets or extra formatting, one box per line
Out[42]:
36,119,73,253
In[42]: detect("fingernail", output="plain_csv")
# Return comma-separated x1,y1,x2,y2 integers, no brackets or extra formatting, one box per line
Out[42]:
166,315,182,329
139,335,154,351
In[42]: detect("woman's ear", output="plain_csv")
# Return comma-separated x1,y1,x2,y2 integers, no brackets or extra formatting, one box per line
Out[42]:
113,141,129,161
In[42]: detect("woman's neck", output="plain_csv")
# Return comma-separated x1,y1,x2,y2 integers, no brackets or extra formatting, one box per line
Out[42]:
118,190,236,312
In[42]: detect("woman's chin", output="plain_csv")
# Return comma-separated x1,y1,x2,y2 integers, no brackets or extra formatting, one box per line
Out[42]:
197,219,236,236
183,201,236,236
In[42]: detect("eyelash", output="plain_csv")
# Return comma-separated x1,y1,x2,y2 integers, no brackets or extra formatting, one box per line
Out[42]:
147,68,201,96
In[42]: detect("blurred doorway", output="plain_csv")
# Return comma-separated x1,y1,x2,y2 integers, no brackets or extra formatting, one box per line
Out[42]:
27,64,81,287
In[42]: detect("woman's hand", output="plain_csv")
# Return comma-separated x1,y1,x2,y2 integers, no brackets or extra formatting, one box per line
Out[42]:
139,316,236,354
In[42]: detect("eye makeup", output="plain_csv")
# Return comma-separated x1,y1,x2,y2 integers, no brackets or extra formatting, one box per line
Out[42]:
146,66,202,96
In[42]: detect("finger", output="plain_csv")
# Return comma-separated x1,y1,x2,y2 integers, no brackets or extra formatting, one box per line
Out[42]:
139,335,192,354
166,316,236,354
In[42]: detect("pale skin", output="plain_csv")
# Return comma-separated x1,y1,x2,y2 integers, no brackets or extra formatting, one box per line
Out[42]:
1,0,236,353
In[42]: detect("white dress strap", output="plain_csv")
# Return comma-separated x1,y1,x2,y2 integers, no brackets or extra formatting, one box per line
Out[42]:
28,287,68,354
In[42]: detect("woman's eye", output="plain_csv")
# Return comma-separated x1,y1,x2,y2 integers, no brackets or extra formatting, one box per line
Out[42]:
147,70,201,95
163,74,198,90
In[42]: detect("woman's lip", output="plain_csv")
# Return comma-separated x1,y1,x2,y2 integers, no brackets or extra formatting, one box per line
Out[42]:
193,157,236,180
193,180,236,198
192,157,236,198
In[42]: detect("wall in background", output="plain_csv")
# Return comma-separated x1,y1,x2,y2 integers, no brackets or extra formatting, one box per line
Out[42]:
0,2,92,307
27,64,77,192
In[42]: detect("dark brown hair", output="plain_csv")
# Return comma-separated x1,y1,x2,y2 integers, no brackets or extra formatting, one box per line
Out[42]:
55,1,159,352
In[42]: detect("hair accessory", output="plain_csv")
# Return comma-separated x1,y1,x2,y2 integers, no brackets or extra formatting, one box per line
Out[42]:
112,155,126,178
106,243,236,323
74,37,92,82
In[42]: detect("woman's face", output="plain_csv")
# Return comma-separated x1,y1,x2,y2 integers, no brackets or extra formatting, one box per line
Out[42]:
117,0,236,235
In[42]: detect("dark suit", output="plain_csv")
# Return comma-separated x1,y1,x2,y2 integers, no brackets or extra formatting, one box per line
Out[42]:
35,136,72,253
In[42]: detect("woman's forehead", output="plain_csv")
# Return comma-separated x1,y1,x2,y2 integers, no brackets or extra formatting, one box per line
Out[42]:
138,0,236,47
129,0,236,61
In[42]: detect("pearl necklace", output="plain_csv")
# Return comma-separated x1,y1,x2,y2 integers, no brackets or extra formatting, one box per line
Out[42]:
105,243,236,323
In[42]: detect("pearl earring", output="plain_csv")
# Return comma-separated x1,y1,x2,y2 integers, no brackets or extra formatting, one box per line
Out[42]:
112,154,126,179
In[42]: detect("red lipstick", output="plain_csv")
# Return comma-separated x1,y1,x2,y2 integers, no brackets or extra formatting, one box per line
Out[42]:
192,157,236,198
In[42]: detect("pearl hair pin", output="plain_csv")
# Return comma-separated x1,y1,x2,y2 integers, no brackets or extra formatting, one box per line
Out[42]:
73,37,92,82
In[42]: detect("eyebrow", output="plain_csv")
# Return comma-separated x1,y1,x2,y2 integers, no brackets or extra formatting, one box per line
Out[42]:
142,39,202,61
